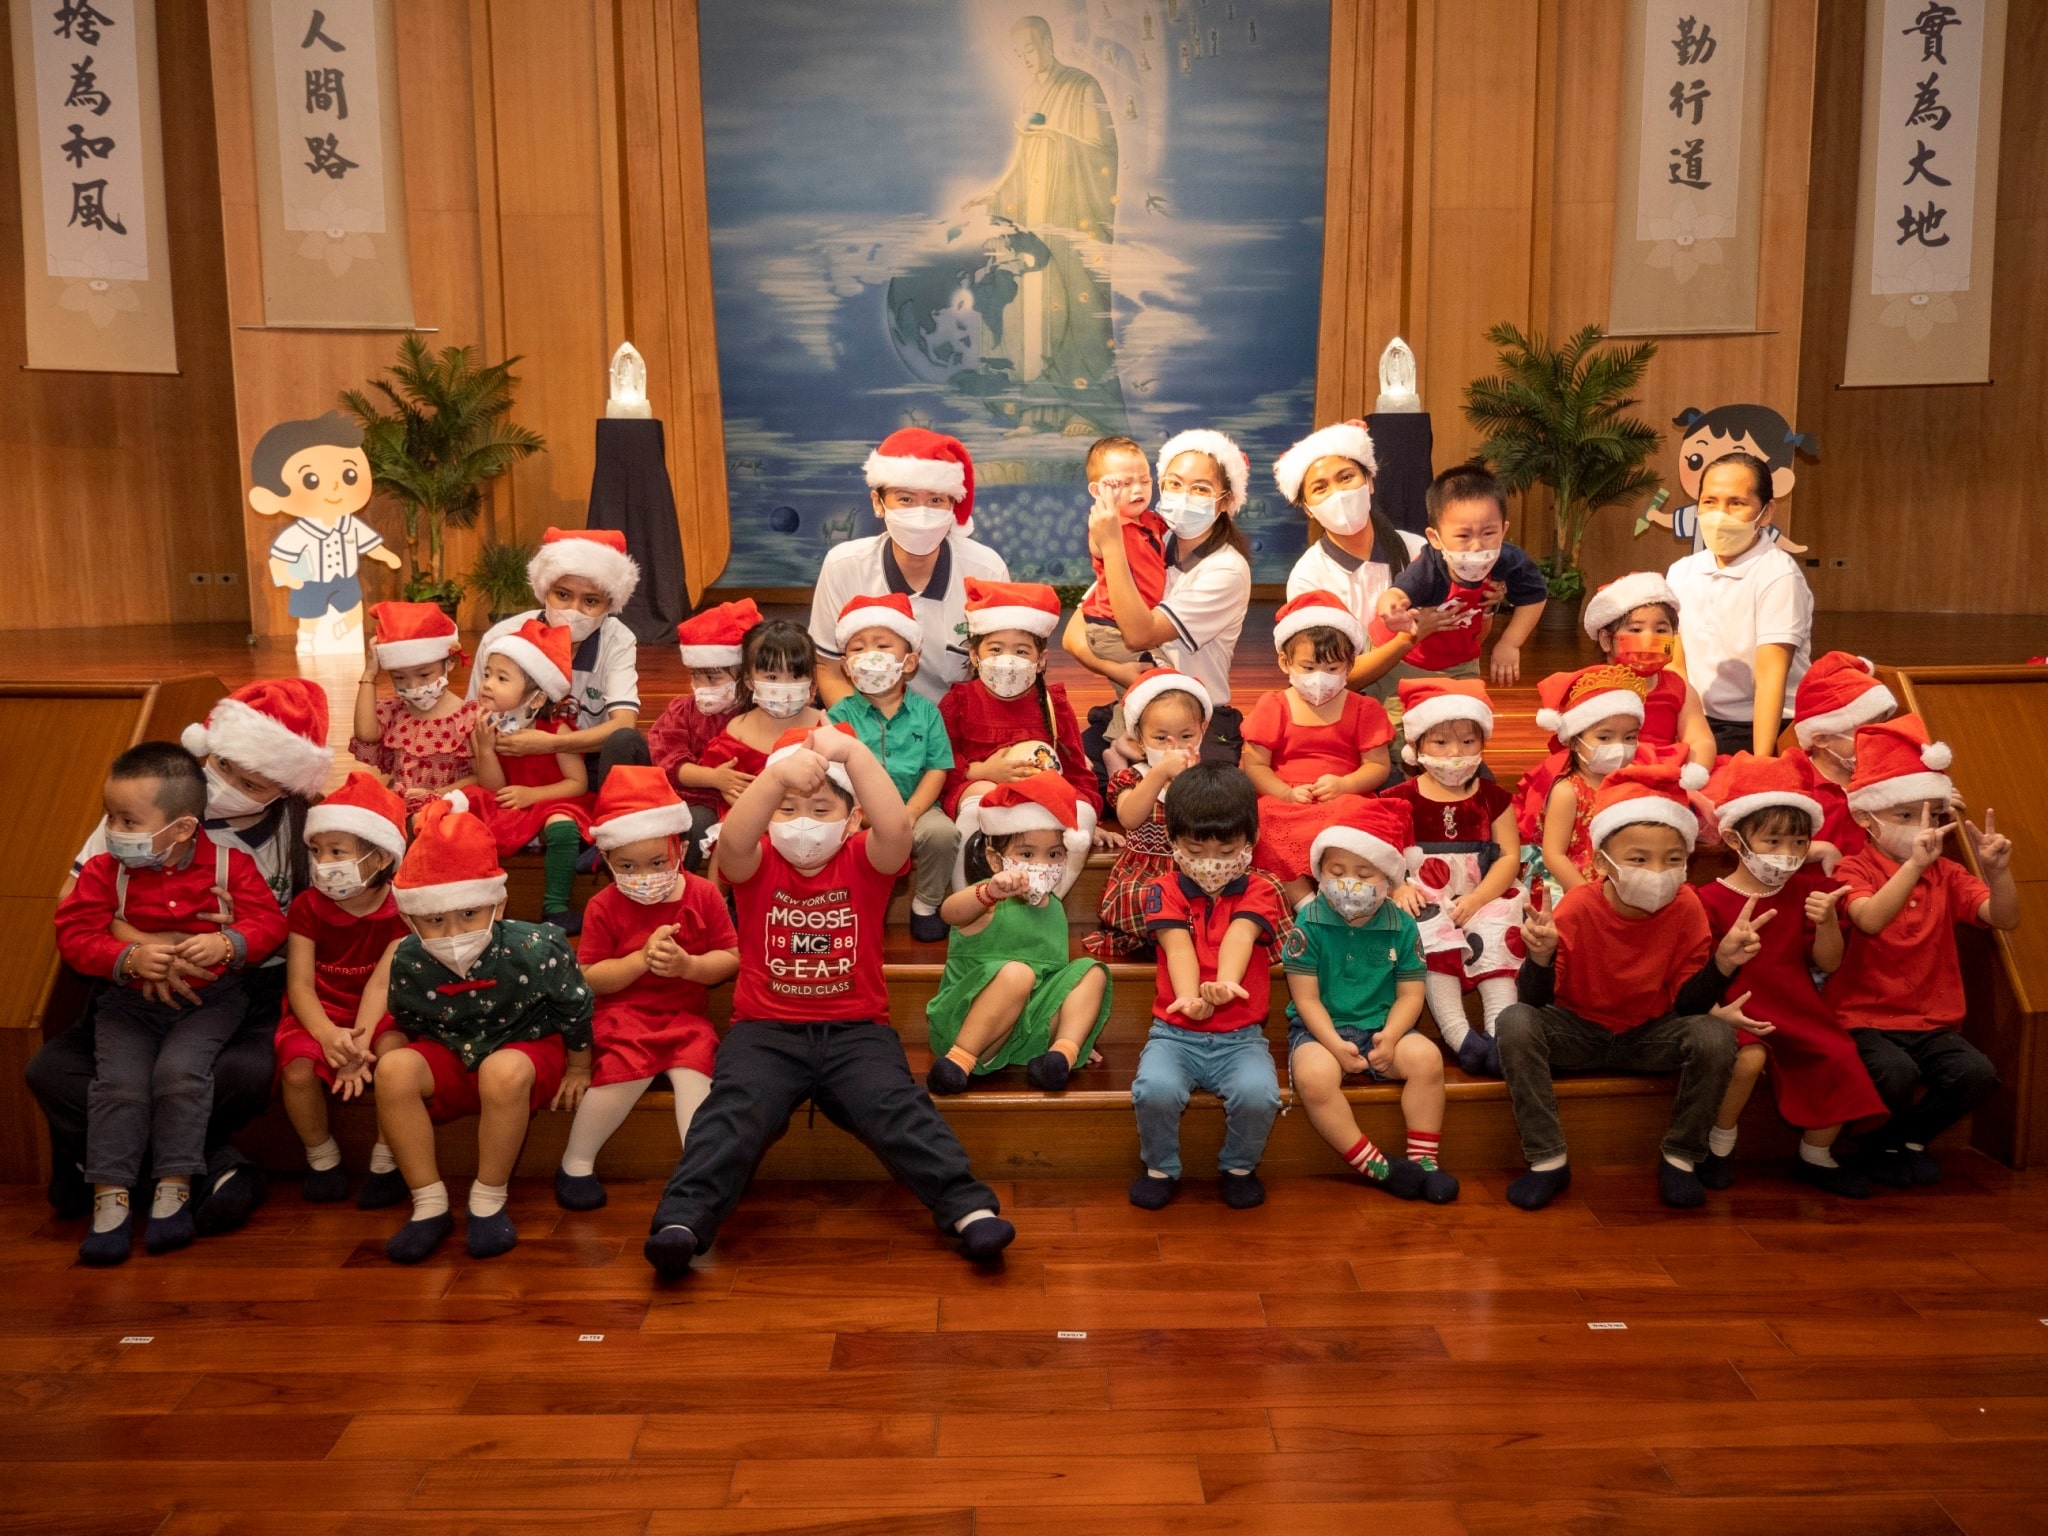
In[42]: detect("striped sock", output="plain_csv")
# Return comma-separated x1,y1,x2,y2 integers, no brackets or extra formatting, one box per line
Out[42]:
1344,1135,1388,1178
1406,1130,1441,1171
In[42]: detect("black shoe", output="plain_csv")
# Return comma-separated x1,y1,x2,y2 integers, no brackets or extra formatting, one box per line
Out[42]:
144,1202,195,1255
466,1209,518,1259
1128,1172,1179,1210
1697,1151,1736,1190
78,1209,133,1266
926,1056,972,1096
1506,1164,1571,1211
301,1165,351,1203
1024,1050,1072,1092
1793,1157,1872,1198
386,1211,454,1264
47,1166,90,1222
1454,1031,1500,1077
909,910,949,944
1906,1146,1944,1185
355,1168,408,1210
555,1166,608,1211
957,1215,1016,1263
1366,1158,1426,1201
644,1224,698,1279
1415,1163,1461,1204
193,1164,265,1237
1659,1158,1707,1209
1219,1170,1266,1209
1862,1144,1916,1188
541,907,583,937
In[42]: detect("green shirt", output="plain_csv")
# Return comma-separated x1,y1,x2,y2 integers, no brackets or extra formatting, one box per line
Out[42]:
1280,894,1425,1033
388,918,594,1070
828,689,954,803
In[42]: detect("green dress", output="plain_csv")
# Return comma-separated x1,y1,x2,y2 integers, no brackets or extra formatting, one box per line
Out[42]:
925,895,1111,1073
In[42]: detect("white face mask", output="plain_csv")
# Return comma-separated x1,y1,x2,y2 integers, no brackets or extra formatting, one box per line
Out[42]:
1813,741,1855,776
1290,669,1346,707
1440,546,1500,584
1869,818,1927,863
311,852,376,902
1156,491,1219,542
1000,856,1066,905
978,653,1038,700
489,701,543,736
419,923,494,978
693,679,738,716
848,651,907,696
1320,874,1385,922
767,815,848,868
396,676,448,712
545,606,603,644
884,504,955,556
1576,740,1637,777
752,679,813,719
1600,855,1687,914
613,867,681,906
204,761,279,821
1732,838,1805,890
1174,845,1253,895
1420,753,1482,788
1697,509,1760,559
1308,483,1373,537
107,820,193,871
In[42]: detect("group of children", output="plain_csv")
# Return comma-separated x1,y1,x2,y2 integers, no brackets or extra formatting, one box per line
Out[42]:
41,418,2020,1272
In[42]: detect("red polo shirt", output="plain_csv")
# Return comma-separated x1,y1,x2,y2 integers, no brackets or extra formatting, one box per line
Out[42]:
1832,848,1989,1032
1143,871,1284,1033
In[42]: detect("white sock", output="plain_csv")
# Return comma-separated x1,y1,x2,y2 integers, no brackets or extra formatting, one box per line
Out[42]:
211,1168,238,1194
1799,1140,1839,1169
1664,1153,1696,1172
1904,1141,1926,1152
668,1067,712,1145
560,1078,652,1178
1146,1169,1172,1180
469,1180,509,1219
92,1190,129,1233
369,1142,398,1175
1530,1155,1568,1174
1708,1126,1739,1158
953,1208,997,1232
1477,977,1516,1035
408,1180,450,1222
911,897,939,916
305,1137,342,1172
151,1182,189,1220
1425,973,1471,1049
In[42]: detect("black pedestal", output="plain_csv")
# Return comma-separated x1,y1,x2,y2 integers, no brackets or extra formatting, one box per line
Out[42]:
1367,411,1434,538
587,417,689,643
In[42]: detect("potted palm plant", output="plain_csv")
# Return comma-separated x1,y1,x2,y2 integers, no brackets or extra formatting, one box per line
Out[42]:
465,540,540,626
1462,323,1662,623
341,336,546,618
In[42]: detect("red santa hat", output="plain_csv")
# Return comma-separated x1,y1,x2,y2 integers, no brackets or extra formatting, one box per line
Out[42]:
964,578,1061,639
1845,712,1954,814
1123,667,1213,728
1308,798,1411,884
764,723,857,797
1534,664,1651,744
1702,751,1824,835
1793,651,1899,747
863,428,975,531
304,770,408,862
1397,677,1494,763
1581,571,1680,641
370,601,461,670
960,770,1097,897
677,598,761,669
527,526,640,611
181,679,332,796
1157,428,1250,513
1272,588,1367,654
393,794,507,915
591,764,692,851
1589,757,1713,852
834,591,924,652
1272,421,1377,504
480,617,574,702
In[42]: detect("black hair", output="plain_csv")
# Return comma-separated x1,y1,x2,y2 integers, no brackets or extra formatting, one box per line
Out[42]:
970,629,1065,747
1085,434,1145,479
109,741,206,823
250,411,363,495
1703,451,1773,506
1279,624,1357,668
1425,461,1508,528
1288,454,1411,581
1733,804,1811,843
1134,684,1206,733
960,827,1039,885
738,618,817,713
1672,403,1817,477
1595,601,1680,647
1163,763,1260,845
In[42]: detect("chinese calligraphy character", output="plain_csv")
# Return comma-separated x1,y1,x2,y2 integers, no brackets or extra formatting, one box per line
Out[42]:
1672,16,1716,66
1903,140,1952,188
303,133,359,179
51,2,112,45
68,178,126,234
301,7,345,52
1902,4,1959,66
63,55,111,116
59,122,115,167
1905,71,1950,131
1667,138,1711,190
1895,201,1950,247
305,67,349,118
1669,79,1710,125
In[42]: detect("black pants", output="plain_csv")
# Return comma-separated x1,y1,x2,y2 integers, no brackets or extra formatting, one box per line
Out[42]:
589,728,652,798
27,964,283,1197
1853,1026,1998,1147
651,1020,998,1246
1705,714,1788,758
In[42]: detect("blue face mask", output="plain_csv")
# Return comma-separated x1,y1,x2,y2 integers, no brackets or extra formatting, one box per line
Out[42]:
107,819,193,871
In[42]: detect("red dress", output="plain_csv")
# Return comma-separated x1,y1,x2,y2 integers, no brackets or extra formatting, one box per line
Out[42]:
937,676,1099,818
470,720,594,855
1089,764,1174,958
646,696,737,810
348,696,482,813
1697,874,1888,1129
1381,778,1522,984
273,889,410,1086
577,874,738,1083
1243,687,1392,881
1512,671,1688,842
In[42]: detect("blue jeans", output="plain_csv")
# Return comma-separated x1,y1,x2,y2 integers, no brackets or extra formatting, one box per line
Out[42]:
1131,1021,1280,1178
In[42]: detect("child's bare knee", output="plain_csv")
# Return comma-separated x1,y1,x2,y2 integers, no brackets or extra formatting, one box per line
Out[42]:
1733,1043,1768,1081
376,1048,431,1096
995,961,1037,994
1397,1034,1443,1083
281,1057,319,1089
477,1050,536,1103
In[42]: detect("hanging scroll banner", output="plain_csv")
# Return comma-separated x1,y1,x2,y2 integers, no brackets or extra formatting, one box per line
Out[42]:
1608,0,1770,335
1842,0,2007,387
246,0,414,327
10,0,177,372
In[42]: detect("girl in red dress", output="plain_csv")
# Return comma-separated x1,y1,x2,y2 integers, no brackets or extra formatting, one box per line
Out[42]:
1527,664,1654,903
1696,753,1887,1196
1240,590,1393,902
696,618,825,829
647,598,761,870
1381,679,1522,1075
1086,669,1210,959
349,601,480,817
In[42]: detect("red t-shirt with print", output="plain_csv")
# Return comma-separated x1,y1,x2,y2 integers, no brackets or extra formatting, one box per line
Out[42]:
730,830,904,1023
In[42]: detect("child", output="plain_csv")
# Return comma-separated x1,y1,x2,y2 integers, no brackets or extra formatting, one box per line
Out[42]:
1373,462,1548,708
1382,679,1524,1076
645,724,1015,1276
1129,763,1288,1212
248,411,404,652
467,618,593,929
1499,759,1748,1212
1786,651,1900,868
929,774,1112,1093
1835,715,2017,1186
697,617,826,818
1241,590,1394,899
276,772,413,1204
55,743,289,1263
826,592,959,943
1580,573,1716,766
1692,754,1886,1197
1525,664,1654,899
1284,800,1455,1203
648,598,760,871
367,796,594,1262
556,768,739,1211
1087,669,1211,959
1076,434,1168,679
349,601,480,817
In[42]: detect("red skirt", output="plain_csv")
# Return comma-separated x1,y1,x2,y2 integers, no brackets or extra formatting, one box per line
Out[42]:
1755,1010,1889,1131
1254,794,1370,884
591,998,718,1085
470,793,594,856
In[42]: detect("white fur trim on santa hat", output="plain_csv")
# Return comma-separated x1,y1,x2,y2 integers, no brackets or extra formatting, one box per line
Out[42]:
304,802,407,862
679,642,744,669
967,604,1058,639
1308,825,1407,884
393,873,509,915
764,741,853,797
1581,571,1680,640
1847,742,1954,815
483,634,571,701
1157,429,1249,512
1401,693,1494,745
528,537,640,611
593,803,692,851
834,602,925,652
1536,689,1645,744
1272,599,1366,654
862,449,965,501
1793,682,1899,747
181,698,331,797
1273,423,1377,503
375,634,458,670
1714,790,1824,834
1123,671,1213,728
1589,791,1703,852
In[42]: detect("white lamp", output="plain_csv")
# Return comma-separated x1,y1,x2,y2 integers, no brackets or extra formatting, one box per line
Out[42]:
606,341,652,419
1376,337,1421,413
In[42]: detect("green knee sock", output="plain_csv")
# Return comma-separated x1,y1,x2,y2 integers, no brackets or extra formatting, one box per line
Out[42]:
541,819,580,913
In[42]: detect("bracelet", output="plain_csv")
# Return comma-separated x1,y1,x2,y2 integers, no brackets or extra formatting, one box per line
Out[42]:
974,881,998,909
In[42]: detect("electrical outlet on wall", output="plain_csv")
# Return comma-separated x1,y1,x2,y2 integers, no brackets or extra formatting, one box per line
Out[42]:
216,572,239,585
1829,558,1849,570
188,572,211,584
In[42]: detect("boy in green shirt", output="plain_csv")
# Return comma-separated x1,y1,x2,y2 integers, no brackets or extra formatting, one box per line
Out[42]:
1282,802,1455,1202
824,593,959,941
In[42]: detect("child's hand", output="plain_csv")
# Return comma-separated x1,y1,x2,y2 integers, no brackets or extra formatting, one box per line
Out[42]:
1197,978,1249,1008
1092,823,1124,852
1164,993,1214,1022
318,1026,363,1073
1521,902,1559,965
1714,894,1776,972
495,784,546,811
807,725,857,763
1087,502,1121,558
644,924,686,977
1905,803,1956,871
551,1064,593,1113
1711,989,1776,1037
713,765,755,804
982,752,1037,785
1488,642,1522,686
1448,893,1484,929
1966,808,2012,876
1311,775,1346,803
1407,604,1455,640
332,1062,372,1101
1151,749,1194,782
1290,783,1317,805
470,719,500,760
494,730,555,758
1804,885,1847,928
1335,1038,1371,1075
1365,1032,1396,1075
1390,883,1426,916
172,932,234,970
984,866,1032,902
773,747,828,795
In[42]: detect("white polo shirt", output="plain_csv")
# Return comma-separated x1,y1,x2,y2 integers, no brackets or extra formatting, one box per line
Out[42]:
1666,536,1813,721
469,610,641,730
808,531,1010,705
1156,539,1252,707
1285,530,1427,632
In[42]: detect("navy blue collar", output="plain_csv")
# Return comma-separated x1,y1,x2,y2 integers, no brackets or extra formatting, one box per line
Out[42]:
884,537,950,598
1176,870,1251,902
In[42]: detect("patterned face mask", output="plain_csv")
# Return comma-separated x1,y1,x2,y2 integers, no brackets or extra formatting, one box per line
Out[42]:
1419,753,1482,788
613,867,681,905
848,650,907,696
1173,844,1253,895
1320,874,1385,921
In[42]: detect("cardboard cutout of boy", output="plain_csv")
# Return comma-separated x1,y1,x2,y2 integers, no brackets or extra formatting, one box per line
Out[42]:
1637,403,1818,557
249,411,402,655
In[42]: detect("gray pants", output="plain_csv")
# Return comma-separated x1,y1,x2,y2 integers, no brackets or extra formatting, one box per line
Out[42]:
1496,1003,1736,1167
911,805,961,910
85,979,249,1187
